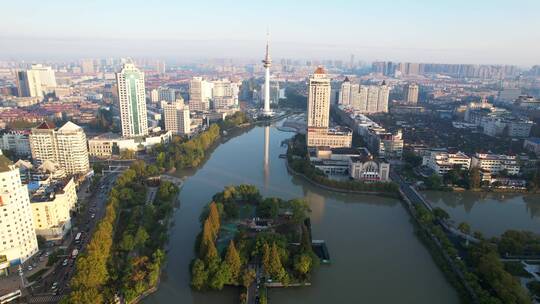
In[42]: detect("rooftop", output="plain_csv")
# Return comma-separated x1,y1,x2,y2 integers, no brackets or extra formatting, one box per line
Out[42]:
0,154,13,172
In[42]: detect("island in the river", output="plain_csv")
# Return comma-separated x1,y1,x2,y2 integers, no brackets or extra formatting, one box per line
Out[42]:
190,184,326,304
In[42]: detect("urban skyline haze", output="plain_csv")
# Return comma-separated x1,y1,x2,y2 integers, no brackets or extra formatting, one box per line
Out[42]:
1,0,540,66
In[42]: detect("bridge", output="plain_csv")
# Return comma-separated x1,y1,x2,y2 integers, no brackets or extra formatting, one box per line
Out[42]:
390,170,480,244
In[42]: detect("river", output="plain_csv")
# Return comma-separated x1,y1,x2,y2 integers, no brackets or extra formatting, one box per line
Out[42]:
143,123,459,304
424,191,540,238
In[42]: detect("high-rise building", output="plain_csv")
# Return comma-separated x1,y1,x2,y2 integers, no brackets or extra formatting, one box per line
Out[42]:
341,80,389,114
158,87,177,103
189,77,213,112
307,67,331,129
116,62,149,137
307,67,352,148
163,101,191,136
30,64,57,89
150,88,159,103
0,152,39,272
56,122,91,176
29,121,90,176
16,70,43,98
81,59,95,74
338,77,351,106
405,84,419,104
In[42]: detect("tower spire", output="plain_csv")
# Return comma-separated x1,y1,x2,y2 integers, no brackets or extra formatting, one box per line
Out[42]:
263,29,271,68
261,30,273,116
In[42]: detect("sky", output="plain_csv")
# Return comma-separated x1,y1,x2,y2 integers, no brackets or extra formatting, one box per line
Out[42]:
1,0,539,66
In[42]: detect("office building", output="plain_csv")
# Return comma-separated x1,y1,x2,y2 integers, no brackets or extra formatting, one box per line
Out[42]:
307,67,352,148
29,121,90,176
163,101,191,136
422,150,471,175
189,77,213,112
471,153,520,175
0,152,39,272
158,87,177,103
116,62,149,137
405,84,419,104
338,77,351,106
16,70,43,98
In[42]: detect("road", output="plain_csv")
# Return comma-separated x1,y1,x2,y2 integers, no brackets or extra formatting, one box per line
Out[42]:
246,264,263,304
26,173,118,303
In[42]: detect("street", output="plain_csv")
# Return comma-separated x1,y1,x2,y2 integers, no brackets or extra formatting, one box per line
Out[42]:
22,173,118,303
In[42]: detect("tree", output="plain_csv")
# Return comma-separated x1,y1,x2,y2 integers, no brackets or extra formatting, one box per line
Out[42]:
257,198,281,219
433,207,450,221
262,243,271,275
425,174,442,190
294,254,312,275
191,259,208,290
209,202,221,233
208,263,231,290
119,233,136,252
289,199,310,223
134,227,149,250
241,269,256,288
268,243,284,279
224,240,242,282
458,222,471,234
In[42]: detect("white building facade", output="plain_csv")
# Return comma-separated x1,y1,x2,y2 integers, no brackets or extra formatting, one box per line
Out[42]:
0,154,39,271
116,63,149,138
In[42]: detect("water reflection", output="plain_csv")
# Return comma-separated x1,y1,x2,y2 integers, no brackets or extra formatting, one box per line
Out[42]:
263,125,270,190
425,191,540,236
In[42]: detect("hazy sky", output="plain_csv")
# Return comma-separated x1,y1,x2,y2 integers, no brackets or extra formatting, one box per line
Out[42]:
2,0,539,66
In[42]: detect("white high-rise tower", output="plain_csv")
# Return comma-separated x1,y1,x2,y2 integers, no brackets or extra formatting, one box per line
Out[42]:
116,62,149,138
262,32,273,116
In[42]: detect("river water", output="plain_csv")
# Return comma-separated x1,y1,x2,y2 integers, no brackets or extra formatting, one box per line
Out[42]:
143,124,459,304
424,191,540,238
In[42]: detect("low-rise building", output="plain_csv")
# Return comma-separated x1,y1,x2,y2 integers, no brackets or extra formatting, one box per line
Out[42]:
306,127,352,149
471,153,520,175
309,146,390,181
0,130,31,156
30,178,77,240
524,137,540,156
422,150,471,175
335,106,403,158
349,157,390,182
88,131,172,158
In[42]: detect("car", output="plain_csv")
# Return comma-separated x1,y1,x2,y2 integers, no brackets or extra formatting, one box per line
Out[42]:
62,259,69,267
91,213,96,219
27,265,33,271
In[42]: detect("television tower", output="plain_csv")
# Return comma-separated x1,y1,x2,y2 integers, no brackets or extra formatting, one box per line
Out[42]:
262,31,272,116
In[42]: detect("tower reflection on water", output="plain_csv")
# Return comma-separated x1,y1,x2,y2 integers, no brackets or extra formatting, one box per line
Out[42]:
263,125,270,189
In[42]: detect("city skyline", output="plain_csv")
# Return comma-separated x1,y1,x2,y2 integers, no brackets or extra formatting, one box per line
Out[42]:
1,0,540,66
